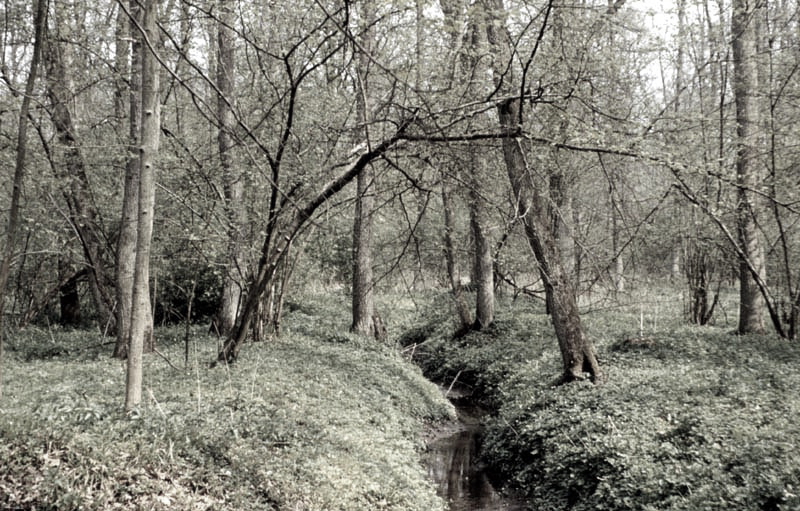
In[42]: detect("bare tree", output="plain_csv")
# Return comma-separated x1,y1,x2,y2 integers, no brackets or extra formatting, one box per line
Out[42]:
125,0,161,411
486,0,603,383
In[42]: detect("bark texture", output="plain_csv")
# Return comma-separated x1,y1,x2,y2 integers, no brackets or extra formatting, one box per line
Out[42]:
732,0,767,334
114,0,142,358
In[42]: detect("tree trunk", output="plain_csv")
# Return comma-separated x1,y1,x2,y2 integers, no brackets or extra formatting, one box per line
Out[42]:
216,131,409,365
732,0,766,334
43,17,115,332
0,0,47,400
499,98,603,384
58,258,82,327
125,0,160,412
213,0,245,336
114,0,142,359
468,156,494,329
351,166,377,336
442,181,473,330
351,0,379,338
481,0,602,382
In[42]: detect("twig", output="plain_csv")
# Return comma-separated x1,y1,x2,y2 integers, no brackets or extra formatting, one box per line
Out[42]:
147,388,167,419
154,347,181,371
445,370,462,398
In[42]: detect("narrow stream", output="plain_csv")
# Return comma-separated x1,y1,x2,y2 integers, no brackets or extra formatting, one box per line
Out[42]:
425,393,527,511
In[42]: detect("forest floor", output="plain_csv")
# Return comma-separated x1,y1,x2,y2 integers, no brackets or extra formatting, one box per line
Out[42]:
2,288,800,510
409,287,800,511
0,294,454,511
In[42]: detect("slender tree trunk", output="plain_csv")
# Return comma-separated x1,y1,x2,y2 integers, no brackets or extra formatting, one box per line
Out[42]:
351,0,379,338
611,193,625,292
732,0,766,334
442,181,473,329
0,0,47,400
114,0,142,359
213,0,245,336
125,0,160,412
468,156,494,329
351,165,376,336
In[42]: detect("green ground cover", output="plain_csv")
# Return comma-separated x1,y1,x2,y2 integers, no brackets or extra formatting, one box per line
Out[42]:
410,290,800,511
4,289,800,511
0,295,453,510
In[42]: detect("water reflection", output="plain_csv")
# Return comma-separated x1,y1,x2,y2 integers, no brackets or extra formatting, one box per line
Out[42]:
426,405,526,511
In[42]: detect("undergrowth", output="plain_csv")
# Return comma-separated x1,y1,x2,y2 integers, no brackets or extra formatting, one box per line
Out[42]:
409,290,800,511
0,292,454,511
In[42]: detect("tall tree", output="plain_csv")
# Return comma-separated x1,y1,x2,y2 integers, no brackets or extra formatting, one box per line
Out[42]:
446,0,495,330
0,0,47,400
125,0,160,411
732,0,767,334
351,0,380,338
114,0,143,358
213,0,246,337
43,6,116,331
486,0,603,383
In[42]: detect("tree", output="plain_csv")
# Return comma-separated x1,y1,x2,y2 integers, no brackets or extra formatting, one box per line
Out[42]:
350,0,380,338
212,0,246,337
485,0,603,383
440,0,496,330
125,0,161,411
114,0,143,359
0,0,48,399
43,6,116,331
441,181,473,330
216,129,411,364
732,0,767,334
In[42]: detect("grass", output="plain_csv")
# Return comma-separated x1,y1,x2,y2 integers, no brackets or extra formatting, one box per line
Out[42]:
410,287,800,511
0,293,454,511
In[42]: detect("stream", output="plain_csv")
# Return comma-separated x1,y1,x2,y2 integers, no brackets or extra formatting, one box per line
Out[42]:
425,391,527,511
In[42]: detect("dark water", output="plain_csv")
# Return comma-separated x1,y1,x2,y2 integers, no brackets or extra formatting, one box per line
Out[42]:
425,401,527,511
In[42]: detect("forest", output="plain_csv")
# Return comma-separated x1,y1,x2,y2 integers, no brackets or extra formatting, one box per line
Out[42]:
1,0,799,509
